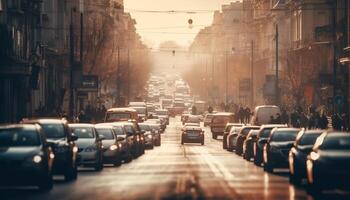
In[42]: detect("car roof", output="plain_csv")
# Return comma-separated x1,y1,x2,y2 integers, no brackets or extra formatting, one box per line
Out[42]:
260,124,288,129
22,118,65,124
184,126,202,131
273,127,300,132
107,107,137,113
213,112,234,116
68,123,95,128
325,131,350,138
226,123,243,126
0,124,38,130
242,125,260,129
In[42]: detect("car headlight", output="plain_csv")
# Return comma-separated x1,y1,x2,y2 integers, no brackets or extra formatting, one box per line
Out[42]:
310,152,320,161
147,134,153,139
118,143,122,148
85,146,97,152
33,155,42,163
109,144,118,151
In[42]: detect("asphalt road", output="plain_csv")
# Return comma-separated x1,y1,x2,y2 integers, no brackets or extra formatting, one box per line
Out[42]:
1,117,350,200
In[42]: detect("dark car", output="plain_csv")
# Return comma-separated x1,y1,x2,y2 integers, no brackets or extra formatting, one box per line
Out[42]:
253,124,288,166
263,128,300,172
139,123,155,149
181,126,204,145
148,123,162,146
306,131,350,196
288,129,323,185
22,119,78,181
235,125,260,155
0,124,55,191
222,123,243,149
243,130,260,161
68,124,104,171
95,125,122,166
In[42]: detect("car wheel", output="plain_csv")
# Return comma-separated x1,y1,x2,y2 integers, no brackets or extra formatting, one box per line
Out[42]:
212,134,217,139
263,162,273,173
38,171,53,192
65,160,77,181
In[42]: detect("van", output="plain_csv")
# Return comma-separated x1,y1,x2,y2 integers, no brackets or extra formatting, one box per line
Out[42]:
250,105,281,126
105,108,138,122
211,112,236,139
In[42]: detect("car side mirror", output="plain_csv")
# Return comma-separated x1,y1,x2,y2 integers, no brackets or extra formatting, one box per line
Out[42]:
71,133,78,141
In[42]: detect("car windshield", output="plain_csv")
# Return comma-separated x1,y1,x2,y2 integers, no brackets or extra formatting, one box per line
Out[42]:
96,128,114,139
156,110,168,115
112,126,125,135
72,127,95,138
139,124,151,131
271,131,299,142
299,132,322,146
41,123,65,138
106,113,131,122
124,125,135,135
241,128,258,136
212,116,232,124
321,135,350,150
0,128,40,147
260,128,273,138
225,125,233,132
133,107,146,114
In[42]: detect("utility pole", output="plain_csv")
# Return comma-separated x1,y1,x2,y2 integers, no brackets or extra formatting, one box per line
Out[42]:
275,24,279,106
116,46,120,106
127,47,130,103
225,51,228,104
250,40,254,108
69,8,75,119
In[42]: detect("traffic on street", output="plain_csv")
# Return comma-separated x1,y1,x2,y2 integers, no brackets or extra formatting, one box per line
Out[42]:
1,0,350,200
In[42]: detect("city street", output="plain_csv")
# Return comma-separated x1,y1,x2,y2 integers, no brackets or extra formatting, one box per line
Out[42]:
2,117,349,200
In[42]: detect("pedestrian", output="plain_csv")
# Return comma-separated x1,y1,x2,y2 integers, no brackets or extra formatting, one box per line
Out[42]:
238,107,245,123
275,113,282,124
244,107,251,123
269,115,275,124
318,113,328,129
281,109,289,124
332,113,342,131
192,105,197,115
291,110,298,128
78,110,90,123
208,105,213,113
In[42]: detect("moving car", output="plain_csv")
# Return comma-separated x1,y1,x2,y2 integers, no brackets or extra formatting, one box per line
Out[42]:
146,119,165,132
121,121,145,157
181,126,204,145
288,129,323,185
155,109,169,125
0,124,54,191
146,123,162,146
253,124,288,166
130,106,148,122
203,113,214,127
250,105,281,126
95,125,122,166
139,123,155,149
186,115,201,125
129,101,147,107
235,125,260,155
306,131,350,195
263,128,300,172
69,124,104,171
227,126,244,152
105,108,138,122
223,123,244,149
211,112,236,139
243,130,260,161
22,119,78,181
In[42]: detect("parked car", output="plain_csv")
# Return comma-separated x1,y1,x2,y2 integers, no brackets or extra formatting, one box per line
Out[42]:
288,129,323,185
0,124,55,191
263,128,300,172
69,124,104,171
250,105,281,126
181,126,204,145
203,113,214,127
94,125,122,166
139,123,155,149
253,124,288,166
223,123,243,149
306,131,350,196
235,126,260,155
227,126,244,152
22,119,78,181
243,130,260,161
211,112,236,139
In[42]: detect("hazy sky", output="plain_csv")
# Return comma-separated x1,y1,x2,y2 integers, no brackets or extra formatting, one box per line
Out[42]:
124,0,235,48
